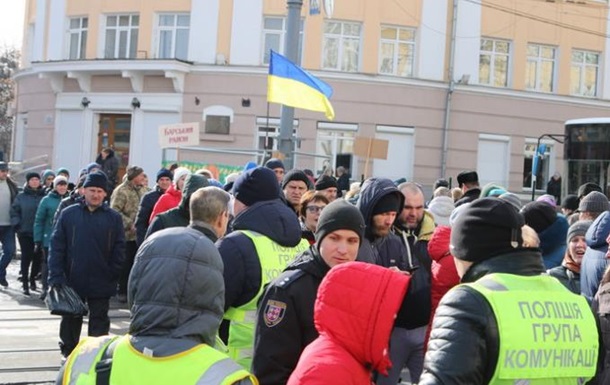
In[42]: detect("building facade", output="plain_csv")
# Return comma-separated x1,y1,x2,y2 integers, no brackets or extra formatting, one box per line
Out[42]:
11,0,610,195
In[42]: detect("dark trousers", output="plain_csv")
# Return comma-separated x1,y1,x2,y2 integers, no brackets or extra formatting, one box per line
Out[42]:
0,225,16,280
17,234,38,286
40,247,49,293
59,297,110,357
118,240,137,295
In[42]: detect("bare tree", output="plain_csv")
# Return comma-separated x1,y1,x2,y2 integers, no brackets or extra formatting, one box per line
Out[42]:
0,46,19,161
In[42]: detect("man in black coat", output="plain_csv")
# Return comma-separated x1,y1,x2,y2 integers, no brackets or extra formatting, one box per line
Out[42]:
135,168,172,246
252,200,365,385
454,170,481,207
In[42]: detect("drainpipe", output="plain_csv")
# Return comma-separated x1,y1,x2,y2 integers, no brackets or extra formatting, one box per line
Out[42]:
441,0,459,178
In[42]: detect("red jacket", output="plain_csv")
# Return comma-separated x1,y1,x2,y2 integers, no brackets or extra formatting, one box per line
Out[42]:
427,226,460,318
288,262,410,385
149,185,181,222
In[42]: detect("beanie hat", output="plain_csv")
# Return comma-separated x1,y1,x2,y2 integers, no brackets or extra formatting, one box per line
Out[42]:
449,202,470,227
566,220,593,244
26,172,40,182
315,175,338,191
76,175,87,188
520,201,557,234
83,171,108,190
427,196,455,226
156,168,173,182
372,193,401,215
41,169,55,181
172,167,191,185
536,194,557,207
126,165,144,181
450,198,524,262
53,175,68,188
56,167,70,177
562,195,579,211
578,191,610,213
499,192,522,211
282,169,312,190
265,158,285,171
233,167,280,206
578,183,603,199
244,161,258,172
433,178,449,190
86,162,101,174
315,200,365,246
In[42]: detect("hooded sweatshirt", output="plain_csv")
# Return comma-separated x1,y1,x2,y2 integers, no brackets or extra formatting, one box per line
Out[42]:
288,262,410,385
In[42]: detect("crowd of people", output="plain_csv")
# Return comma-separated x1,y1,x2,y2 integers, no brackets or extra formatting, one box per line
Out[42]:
1,153,609,384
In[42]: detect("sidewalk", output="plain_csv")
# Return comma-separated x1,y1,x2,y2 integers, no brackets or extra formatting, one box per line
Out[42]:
0,259,130,385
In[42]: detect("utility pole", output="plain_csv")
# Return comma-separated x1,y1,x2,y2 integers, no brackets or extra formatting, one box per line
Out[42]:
278,0,303,170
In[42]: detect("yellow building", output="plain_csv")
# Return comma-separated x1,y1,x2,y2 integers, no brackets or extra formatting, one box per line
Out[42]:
12,0,610,195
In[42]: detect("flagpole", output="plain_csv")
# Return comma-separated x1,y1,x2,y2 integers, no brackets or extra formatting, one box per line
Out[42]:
278,0,303,170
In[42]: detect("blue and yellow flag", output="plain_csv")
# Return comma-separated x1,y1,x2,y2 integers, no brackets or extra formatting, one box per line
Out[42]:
267,50,335,120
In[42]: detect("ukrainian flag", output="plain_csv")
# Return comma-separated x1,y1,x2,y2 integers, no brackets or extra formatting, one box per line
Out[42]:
267,50,335,120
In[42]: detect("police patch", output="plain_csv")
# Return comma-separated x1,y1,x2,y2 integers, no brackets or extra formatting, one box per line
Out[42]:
264,300,287,327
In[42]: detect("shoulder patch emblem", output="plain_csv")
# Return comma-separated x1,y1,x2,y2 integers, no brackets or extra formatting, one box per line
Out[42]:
263,300,287,327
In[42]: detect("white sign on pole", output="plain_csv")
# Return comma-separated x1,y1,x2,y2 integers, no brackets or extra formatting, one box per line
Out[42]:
324,0,334,18
158,122,200,148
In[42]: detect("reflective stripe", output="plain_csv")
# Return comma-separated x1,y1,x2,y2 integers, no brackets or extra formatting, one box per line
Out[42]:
66,336,116,385
196,358,250,385
477,277,508,292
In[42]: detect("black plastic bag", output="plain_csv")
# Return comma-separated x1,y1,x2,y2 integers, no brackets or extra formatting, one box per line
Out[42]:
45,285,89,316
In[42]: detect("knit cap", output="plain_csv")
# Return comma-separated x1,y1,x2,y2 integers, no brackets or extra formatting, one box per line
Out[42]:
427,196,455,226
83,171,108,190
26,172,40,182
56,167,70,177
520,201,557,234
53,175,68,188
566,220,593,244
156,168,173,182
41,169,55,181
372,193,402,215
282,169,311,190
315,175,338,191
578,191,609,213
264,158,285,171
578,183,603,199
450,198,524,262
315,200,365,246
536,194,557,207
172,167,191,185
85,162,101,174
233,167,280,206
562,195,579,212
449,202,470,227
499,192,522,211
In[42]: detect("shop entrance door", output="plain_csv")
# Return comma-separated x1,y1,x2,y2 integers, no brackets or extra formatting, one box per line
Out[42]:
98,114,131,183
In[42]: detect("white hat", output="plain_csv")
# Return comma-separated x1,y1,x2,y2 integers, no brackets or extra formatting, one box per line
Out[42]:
428,196,455,226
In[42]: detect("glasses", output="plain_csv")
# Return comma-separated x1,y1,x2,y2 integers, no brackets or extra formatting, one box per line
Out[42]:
306,205,326,214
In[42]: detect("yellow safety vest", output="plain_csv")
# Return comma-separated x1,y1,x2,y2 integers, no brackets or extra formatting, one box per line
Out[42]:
61,335,257,385
223,230,309,369
464,273,598,385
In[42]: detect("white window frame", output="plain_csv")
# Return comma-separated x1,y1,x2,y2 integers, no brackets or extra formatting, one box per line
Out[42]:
261,16,304,65
255,117,298,164
378,25,416,77
570,49,599,97
477,134,510,188
479,38,511,87
67,17,88,60
316,122,358,177
103,14,139,59
154,13,190,60
322,20,362,72
525,43,556,93
522,138,555,192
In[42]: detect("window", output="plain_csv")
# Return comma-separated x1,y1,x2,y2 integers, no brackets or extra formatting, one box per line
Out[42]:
68,17,88,60
205,116,230,135
104,15,139,59
525,44,555,92
479,38,510,87
478,134,510,188
156,14,190,60
571,50,599,97
316,123,357,176
255,117,298,164
379,26,415,77
323,21,361,72
522,141,553,190
261,17,304,65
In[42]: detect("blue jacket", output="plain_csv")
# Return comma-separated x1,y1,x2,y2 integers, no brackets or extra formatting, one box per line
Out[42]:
34,190,66,247
538,214,569,269
10,185,46,236
216,199,302,311
48,201,126,298
581,211,610,303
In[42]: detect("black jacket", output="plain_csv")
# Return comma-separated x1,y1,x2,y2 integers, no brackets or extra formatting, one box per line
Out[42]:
419,250,546,385
252,246,329,385
454,187,481,207
135,186,164,246
53,191,83,225
10,185,46,236
145,175,208,239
